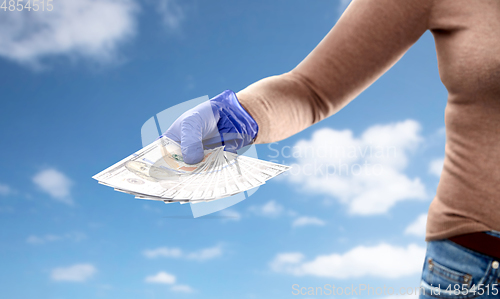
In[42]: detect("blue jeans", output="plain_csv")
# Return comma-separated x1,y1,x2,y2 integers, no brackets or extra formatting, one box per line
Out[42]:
419,231,500,298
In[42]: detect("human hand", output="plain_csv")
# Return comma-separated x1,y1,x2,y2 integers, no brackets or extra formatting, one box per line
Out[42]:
162,90,259,164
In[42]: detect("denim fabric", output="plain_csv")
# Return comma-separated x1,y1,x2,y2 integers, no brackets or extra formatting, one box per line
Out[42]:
419,231,500,298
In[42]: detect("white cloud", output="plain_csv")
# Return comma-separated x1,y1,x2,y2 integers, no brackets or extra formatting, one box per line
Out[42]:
428,158,444,177
145,271,176,284
218,209,241,221
157,0,185,30
171,284,194,293
271,252,304,266
404,213,427,237
143,247,182,258
27,235,59,244
270,243,425,279
292,216,326,228
186,246,223,261
33,169,73,205
249,200,284,218
26,232,86,245
144,272,194,293
0,183,13,196
143,245,222,261
0,0,138,67
285,120,427,215
51,264,96,282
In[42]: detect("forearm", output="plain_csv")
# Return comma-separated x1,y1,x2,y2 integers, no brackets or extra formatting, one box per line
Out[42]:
237,0,432,144
237,71,339,144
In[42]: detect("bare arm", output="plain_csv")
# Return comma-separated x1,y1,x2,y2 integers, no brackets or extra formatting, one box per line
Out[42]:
237,0,433,143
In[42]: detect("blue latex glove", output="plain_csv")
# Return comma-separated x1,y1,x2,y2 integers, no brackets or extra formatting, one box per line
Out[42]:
162,90,259,164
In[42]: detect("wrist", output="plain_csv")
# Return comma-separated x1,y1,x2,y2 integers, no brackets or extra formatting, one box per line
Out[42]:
210,90,259,146
231,91,259,142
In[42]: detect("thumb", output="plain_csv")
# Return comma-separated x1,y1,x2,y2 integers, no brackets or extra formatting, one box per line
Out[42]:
180,117,204,164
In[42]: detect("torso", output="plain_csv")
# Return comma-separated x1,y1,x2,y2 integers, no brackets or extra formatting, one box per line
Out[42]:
426,0,500,240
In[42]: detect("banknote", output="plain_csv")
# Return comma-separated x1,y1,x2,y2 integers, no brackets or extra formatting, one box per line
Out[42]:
93,136,291,204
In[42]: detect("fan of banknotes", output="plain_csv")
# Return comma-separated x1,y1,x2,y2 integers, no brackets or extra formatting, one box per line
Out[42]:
92,136,290,204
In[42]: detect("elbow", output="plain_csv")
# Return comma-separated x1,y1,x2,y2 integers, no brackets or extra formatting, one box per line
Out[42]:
286,69,336,124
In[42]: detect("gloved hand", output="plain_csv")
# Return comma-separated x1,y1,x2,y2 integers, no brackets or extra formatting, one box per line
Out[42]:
162,90,259,164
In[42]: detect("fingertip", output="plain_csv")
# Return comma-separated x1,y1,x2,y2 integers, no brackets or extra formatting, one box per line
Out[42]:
184,155,203,165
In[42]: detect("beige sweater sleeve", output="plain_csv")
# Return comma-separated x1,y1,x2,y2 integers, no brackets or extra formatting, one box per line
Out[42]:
237,0,433,143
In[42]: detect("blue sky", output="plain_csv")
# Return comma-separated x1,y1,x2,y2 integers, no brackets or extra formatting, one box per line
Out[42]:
0,1,449,298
